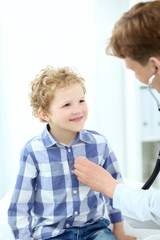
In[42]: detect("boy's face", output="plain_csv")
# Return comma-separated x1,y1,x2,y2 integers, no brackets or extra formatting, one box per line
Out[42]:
46,83,88,139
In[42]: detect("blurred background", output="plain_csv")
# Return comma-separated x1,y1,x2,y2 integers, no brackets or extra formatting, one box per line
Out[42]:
0,0,159,199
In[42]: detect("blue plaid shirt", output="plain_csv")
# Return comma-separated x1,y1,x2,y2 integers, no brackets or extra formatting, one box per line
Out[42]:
8,124,122,240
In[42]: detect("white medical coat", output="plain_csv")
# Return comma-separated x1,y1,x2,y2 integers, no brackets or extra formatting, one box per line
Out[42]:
113,183,160,228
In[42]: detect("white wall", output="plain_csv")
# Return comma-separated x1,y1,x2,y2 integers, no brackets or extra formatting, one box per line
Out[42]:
0,0,129,198
87,0,129,174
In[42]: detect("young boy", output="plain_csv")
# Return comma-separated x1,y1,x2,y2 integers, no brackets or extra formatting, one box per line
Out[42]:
8,66,135,240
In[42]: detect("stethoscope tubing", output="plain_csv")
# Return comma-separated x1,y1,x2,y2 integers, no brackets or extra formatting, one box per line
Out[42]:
141,74,160,189
142,151,160,190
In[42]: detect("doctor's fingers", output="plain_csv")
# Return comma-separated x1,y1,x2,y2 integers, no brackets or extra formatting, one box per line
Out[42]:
75,156,91,166
75,156,99,169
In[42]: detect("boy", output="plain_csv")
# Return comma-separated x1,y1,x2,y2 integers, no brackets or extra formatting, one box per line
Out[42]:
8,66,135,240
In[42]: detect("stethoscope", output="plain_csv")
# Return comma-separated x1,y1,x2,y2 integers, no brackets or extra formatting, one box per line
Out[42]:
142,73,160,190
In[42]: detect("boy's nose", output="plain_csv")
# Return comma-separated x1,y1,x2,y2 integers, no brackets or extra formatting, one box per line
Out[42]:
72,104,81,114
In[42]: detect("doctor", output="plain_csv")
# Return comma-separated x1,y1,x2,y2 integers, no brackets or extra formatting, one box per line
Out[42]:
74,0,160,226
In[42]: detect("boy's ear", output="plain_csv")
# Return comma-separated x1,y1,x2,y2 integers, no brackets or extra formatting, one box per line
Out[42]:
38,108,50,122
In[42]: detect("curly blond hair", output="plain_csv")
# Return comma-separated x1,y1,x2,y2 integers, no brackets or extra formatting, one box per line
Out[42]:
29,66,86,122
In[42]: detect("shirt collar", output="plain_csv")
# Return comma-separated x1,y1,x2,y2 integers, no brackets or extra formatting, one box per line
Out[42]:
41,124,57,148
78,130,94,144
41,124,92,148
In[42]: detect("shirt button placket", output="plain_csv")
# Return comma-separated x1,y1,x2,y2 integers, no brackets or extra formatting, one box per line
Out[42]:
73,189,77,195
67,147,79,218
67,147,74,173
72,189,79,216
66,223,70,228
74,211,78,216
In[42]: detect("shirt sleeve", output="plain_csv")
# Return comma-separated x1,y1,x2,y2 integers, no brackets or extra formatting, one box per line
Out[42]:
102,141,123,224
113,183,160,226
8,146,37,240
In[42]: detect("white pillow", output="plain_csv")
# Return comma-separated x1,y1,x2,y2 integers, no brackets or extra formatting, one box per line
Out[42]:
0,223,14,240
0,188,14,240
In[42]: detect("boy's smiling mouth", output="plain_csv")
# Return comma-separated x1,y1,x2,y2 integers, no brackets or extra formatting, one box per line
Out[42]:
70,116,83,122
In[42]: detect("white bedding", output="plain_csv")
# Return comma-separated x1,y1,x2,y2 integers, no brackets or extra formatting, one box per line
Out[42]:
0,188,14,240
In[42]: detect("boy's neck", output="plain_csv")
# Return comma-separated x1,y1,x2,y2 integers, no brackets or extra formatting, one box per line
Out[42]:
49,127,78,147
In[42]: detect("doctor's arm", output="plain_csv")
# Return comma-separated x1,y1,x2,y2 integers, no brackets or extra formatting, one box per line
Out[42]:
74,157,160,225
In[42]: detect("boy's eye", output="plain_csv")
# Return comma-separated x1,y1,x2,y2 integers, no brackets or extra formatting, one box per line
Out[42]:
63,103,70,107
79,99,85,103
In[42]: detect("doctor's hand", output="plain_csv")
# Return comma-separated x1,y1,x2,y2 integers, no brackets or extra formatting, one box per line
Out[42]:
74,157,120,199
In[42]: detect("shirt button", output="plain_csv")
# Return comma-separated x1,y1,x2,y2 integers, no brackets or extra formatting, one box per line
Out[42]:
66,223,70,228
73,190,77,195
74,211,78,216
